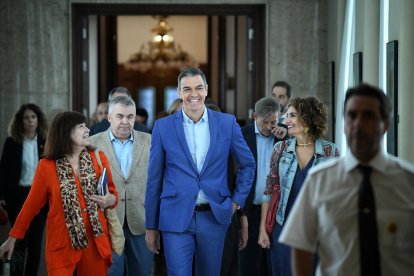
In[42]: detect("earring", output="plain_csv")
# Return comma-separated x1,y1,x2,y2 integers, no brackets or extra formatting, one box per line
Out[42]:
304,127,309,133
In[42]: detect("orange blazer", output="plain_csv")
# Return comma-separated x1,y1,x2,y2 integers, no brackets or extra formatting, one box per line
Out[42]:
10,150,118,272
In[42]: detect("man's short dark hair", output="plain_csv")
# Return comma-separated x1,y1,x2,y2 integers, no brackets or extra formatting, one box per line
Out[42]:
272,81,292,98
136,107,149,118
205,98,220,111
108,86,131,102
177,67,208,89
344,83,390,121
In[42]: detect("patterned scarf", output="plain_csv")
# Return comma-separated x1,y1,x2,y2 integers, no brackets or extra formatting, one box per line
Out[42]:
56,149,103,249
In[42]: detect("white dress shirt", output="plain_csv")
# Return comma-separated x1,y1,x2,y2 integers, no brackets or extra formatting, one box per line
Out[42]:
182,108,210,204
19,136,39,187
279,150,414,276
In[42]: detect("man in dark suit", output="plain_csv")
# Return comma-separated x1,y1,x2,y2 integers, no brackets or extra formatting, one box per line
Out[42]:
271,81,292,124
239,97,287,276
89,86,149,135
145,67,255,276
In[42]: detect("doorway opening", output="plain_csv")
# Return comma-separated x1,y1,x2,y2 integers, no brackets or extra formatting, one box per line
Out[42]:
72,4,265,128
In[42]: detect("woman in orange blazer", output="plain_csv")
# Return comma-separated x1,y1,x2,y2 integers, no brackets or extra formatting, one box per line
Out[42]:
0,111,118,276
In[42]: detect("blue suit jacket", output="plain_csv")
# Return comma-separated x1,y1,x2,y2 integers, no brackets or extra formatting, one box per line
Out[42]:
145,108,256,232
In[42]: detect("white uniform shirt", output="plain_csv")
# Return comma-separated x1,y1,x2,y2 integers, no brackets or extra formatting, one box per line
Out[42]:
279,150,414,276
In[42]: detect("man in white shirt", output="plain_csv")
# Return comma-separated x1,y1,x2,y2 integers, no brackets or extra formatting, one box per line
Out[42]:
279,83,414,275
145,67,255,276
271,81,291,124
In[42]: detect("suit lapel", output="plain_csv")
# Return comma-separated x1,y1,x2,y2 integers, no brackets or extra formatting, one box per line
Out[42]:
126,130,143,180
37,137,44,158
246,125,258,161
174,111,199,174
200,109,218,176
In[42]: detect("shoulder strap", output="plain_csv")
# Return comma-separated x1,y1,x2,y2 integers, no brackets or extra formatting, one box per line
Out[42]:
276,140,286,164
94,149,103,170
270,141,285,194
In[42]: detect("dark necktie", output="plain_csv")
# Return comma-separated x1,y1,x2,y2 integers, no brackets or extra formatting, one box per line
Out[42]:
358,165,381,276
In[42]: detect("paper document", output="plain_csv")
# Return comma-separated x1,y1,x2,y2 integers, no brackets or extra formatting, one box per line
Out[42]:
97,168,108,196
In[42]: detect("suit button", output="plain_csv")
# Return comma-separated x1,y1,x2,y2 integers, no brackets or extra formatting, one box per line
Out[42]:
193,195,197,199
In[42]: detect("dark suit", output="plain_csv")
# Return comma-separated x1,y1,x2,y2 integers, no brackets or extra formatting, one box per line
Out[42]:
146,109,255,276
238,123,285,276
89,118,149,135
0,136,48,276
220,156,239,276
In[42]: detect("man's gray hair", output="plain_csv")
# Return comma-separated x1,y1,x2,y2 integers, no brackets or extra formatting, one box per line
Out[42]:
254,97,279,118
108,86,131,102
109,96,136,114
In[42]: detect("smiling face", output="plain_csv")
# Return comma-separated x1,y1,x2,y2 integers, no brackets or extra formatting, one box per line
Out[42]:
344,95,389,163
23,108,38,137
70,122,90,148
108,103,136,140
285,106,305,137
178,75,208,122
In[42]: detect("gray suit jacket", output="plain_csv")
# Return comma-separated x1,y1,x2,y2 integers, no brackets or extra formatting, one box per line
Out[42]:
89,129,151,235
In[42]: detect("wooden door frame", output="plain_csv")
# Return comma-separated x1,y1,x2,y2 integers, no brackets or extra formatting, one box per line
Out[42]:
72,3,265,114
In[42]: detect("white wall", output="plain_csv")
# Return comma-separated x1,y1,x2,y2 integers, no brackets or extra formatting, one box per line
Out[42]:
397,0,414,162
328,0,414,163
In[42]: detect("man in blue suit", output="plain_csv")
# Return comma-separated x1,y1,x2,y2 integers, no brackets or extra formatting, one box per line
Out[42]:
145,67,256,276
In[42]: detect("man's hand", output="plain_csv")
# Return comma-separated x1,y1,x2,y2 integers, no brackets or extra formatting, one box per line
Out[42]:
145,229,160,254
232,202,239,215
90,189,116,209
238,215,248,250
258,226,271,249
0,236,16,261
271,125,288,140
0,200,7,214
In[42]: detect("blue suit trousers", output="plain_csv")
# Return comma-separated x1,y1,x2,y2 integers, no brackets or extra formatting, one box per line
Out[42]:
162,210,230,276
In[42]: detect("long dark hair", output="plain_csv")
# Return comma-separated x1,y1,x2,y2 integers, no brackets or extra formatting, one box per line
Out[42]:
44,111,94,160
8,103,48,144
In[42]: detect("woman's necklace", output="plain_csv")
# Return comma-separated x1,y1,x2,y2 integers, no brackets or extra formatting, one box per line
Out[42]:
66,154,80,176
297,141,313,147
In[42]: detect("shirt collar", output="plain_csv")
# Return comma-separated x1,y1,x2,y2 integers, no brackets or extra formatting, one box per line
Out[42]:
23,135,37,142
109,129,134,142
182,107,209,124
344,149,388,173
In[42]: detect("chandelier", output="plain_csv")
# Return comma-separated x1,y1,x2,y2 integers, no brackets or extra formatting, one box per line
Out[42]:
125,16,198,73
